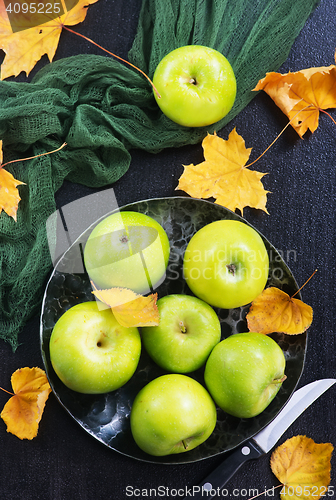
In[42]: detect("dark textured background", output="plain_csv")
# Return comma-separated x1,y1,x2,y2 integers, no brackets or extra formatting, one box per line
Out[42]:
0,0,335,498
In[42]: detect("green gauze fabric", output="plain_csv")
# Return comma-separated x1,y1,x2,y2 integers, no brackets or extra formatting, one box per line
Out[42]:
0,0,320,350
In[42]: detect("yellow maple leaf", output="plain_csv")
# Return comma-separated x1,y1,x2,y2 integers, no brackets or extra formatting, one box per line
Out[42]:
0,140,25,221
271,435,333,500
254,52,336,137
92,286,160,328
246,286,313,335
0,0,99,80
176,131,269,215
1,367,52,440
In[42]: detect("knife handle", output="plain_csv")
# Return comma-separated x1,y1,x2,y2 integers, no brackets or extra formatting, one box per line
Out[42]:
183,440,265,499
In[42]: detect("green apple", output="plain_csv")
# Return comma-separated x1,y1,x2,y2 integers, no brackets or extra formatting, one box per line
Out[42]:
141,294,221,373
84,211,170,294
204,332,286,418
130,374,217,456
152,45,236,127
49,301,141,394
183,219,269,309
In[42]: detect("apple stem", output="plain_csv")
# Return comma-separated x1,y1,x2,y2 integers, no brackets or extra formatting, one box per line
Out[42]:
62,26,162,99
179,321,187,334
272,375,287,385
226,263,236,276
182,439,188,450
120,234,129,244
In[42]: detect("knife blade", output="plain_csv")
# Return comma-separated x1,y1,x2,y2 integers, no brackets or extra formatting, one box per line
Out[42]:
183,378,336,499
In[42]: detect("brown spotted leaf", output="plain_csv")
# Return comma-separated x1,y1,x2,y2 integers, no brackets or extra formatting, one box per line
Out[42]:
1,367,51,440
246,287,313,335
271,435,333,500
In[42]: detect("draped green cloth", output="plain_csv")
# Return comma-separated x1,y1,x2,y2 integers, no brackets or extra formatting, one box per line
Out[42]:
0,0,320,350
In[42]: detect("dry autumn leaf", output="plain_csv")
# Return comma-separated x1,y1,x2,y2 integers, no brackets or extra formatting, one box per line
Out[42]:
246,287,313,335
0,0,99,80
0,140,25,221
1,367,51,440
254,52,336,137
176,131,269,215
92,285,160,328
0,141,67,220
271,435,333,500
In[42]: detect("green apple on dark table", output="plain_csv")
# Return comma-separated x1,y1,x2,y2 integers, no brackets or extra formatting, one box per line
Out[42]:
84,211,170,294
183,219,269,309
49,301,141,394
141,294,221,373
130,374,217,456
204,332,286,418
152,45,236,127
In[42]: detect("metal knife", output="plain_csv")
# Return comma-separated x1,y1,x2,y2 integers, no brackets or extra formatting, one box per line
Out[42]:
183,378,336,499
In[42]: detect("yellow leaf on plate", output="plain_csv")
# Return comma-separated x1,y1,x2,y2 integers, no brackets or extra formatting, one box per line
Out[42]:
254,52,336,137
0,0,100,80
246,287,313,335
1,367,51,440
271,435,333,500
176,131,269,216
92,286,160,328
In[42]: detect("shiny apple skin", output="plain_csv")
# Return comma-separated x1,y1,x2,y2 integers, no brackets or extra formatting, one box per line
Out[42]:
183,219,269,309
84,211,170,294
49,301,141,394
130,374,217,456
141,294,221,373
153,45,236,127
204,332,286,418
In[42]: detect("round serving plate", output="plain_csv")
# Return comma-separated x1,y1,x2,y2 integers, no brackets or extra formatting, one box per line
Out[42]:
40,196,306,464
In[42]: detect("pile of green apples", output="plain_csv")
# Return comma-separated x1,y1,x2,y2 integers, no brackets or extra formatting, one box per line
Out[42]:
49,210,287,458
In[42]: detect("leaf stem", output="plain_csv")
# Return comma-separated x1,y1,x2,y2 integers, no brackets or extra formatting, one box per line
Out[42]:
62,26,161,99
245,103,312,169
291,269,318,299
319,108,336,126
247,484,283,500
0,142,67,170
0,386,14,396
